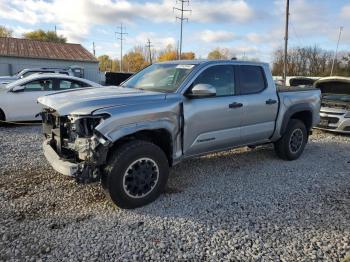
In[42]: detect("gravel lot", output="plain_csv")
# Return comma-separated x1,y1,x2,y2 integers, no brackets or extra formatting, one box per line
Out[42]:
0,126,349,261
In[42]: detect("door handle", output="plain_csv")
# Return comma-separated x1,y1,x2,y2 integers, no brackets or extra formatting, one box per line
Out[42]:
266,99,277,105
228,102,243,109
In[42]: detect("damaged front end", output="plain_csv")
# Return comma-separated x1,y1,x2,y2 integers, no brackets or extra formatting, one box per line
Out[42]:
42,109,111,183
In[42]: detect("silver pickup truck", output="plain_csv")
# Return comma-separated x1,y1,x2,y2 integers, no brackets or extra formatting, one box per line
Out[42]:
38,60,321,209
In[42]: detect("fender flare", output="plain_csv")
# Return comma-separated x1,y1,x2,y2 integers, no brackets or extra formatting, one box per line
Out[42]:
0,108,5,121
280,103,313,135
102,119,178,144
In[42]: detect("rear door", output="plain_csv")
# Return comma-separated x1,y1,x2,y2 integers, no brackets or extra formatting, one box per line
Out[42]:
183,64,244,156
237,65,279,144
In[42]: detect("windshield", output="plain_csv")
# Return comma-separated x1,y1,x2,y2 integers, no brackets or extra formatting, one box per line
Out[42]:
4,78,29,89
122,63,196,93
14,69,25,77
323,93,350,102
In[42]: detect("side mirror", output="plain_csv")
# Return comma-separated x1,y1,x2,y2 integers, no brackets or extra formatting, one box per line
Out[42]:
189,84,216,97
11,85,25,92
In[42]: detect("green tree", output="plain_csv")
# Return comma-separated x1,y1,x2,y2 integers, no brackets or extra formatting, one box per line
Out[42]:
0,26,13,37
98,55,113,71
23,30,66,43
98,55,120,72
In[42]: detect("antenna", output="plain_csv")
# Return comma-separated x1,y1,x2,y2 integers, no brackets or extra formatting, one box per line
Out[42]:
146,39,153,64
173,0,191,60
115,23,128,72
330,26,343,76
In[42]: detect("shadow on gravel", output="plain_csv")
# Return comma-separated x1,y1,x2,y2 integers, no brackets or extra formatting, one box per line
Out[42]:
130,141,350,225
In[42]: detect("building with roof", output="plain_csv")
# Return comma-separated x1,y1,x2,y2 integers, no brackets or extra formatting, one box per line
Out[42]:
0,37,100,83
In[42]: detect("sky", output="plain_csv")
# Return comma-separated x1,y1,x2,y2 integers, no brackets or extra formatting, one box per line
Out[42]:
1,0,350,62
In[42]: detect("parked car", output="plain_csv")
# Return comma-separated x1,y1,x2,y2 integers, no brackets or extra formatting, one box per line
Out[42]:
38,60,321,209
0,74,101,122
0,67,80,85
273,76,320,87
314,76,350,133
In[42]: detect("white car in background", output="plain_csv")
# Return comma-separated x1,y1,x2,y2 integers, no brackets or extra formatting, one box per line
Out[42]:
0,67,76,85
0,74,101,122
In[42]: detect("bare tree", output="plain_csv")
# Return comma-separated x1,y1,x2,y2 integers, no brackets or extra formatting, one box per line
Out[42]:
272,45,350,77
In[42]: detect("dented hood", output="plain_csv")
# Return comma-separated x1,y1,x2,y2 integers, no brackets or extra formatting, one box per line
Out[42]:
37,86,166,116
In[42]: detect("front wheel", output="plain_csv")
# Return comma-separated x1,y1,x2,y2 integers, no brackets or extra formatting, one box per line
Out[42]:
274,119,308,160
102,140,169,209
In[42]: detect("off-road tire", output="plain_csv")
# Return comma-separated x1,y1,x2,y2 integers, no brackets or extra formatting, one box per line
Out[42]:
274,119,307,161
102,140,169,209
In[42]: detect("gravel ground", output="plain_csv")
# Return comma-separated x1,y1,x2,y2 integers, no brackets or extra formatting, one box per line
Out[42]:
0,126,349,261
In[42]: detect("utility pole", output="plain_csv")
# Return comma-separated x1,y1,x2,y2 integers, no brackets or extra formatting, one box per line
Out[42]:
115,23,128,72
146,39,153,64
330,26,343,76
54,25,57,35
174,0,191,60
283,0,289,86
92,42,96,57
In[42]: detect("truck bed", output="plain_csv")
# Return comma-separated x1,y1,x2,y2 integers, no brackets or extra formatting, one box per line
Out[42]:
277,85,317,92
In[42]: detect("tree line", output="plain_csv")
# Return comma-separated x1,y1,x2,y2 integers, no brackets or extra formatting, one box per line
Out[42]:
1,25,349,76
272,45,350,77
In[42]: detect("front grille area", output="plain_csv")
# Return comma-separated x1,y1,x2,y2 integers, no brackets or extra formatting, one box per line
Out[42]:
320,111,344,116
320,116,339,124
42,111,77,160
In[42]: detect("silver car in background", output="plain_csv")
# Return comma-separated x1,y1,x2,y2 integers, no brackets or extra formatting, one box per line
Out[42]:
315,77,350,134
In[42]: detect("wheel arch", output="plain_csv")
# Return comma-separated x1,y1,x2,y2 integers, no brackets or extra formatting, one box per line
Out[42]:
0,108,5,121
280,104,313,135
106,128,174,166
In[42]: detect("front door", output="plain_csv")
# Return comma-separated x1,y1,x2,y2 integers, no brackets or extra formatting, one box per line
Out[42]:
183,64,243,156
11,79,54,121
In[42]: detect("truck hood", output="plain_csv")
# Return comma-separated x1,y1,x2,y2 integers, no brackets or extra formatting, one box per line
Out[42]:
37,86,167,116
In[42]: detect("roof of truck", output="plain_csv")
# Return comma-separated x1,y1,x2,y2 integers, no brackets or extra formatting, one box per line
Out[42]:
156,59,268,67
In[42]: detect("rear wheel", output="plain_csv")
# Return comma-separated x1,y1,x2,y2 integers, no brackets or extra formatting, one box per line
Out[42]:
102,140,169,209
274,119,307,160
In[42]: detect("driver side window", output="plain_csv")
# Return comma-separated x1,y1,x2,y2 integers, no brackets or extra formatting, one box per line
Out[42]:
193,65,235,96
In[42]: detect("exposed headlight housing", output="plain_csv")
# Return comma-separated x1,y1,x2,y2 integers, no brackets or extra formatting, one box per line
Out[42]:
68,114,110,138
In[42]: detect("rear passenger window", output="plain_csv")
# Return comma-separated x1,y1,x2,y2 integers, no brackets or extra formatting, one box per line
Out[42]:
59,80,88,90
239,66,266,94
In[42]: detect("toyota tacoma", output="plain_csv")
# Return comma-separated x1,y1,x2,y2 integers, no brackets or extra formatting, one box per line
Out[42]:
38,60,321,209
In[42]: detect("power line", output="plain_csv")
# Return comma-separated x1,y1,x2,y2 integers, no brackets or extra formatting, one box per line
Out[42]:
115,23,128,72
173,0,191,60
290,20,303,47
330,26,343,76
146,39,153,64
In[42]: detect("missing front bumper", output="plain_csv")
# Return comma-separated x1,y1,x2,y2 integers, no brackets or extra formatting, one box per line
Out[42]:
43,139,101,183
43,139,80,176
